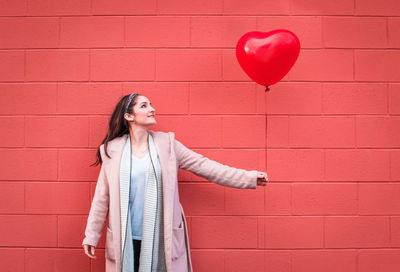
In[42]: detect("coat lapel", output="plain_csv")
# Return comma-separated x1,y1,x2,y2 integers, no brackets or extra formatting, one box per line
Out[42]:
119,134,131,258
149,130,175,271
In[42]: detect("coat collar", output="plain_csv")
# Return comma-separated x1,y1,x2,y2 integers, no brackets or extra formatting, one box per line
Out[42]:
104,130,171,160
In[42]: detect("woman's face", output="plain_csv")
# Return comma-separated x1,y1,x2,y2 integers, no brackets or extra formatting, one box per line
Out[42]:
128,95,156,127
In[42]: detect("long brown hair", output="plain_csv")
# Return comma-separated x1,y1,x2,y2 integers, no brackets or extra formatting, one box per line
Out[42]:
90,93,142,167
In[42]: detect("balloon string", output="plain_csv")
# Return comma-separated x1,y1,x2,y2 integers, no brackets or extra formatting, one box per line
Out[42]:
264,86,269,181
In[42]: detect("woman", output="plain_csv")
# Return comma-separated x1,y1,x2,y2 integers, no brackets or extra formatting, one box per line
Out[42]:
82,92,269,272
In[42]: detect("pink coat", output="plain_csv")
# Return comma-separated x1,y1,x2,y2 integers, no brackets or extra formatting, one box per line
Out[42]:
82,130,258,272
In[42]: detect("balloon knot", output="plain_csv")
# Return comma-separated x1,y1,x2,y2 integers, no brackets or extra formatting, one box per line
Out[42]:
265,85,270,92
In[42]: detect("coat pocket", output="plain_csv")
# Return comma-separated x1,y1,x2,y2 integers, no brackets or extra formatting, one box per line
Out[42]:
105,227,116,261
171,220,186,261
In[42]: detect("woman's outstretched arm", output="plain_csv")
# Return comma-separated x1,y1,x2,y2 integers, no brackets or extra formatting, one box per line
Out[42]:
174,138,261,189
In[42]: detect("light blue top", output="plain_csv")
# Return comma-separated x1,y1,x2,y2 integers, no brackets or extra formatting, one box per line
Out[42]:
129,152,150,240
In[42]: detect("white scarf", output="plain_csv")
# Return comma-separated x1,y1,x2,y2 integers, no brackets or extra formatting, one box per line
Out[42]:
120,133,167,271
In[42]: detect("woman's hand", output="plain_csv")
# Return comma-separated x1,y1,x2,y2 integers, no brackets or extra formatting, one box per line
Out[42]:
257,171,269,186
83,244,97,259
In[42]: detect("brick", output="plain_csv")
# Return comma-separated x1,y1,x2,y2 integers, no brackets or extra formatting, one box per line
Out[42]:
0,17,59,49
263,183,291,215
392,217,400,246
355,50,400,81
292,250,357,271
25,248,90,272
158,0,223,14
291,0,354,15
289,116,355,148
90,249,106,271
355,0,400,16
58,215,103,247
0,248,24,272
191,216,258,248
263,251,291,271
288,49,354,81
266,116,290,148
92,0,156,15
179,183,225,215
263,216,324,248
292,183,357,215
0,215,57,246
163,116,222,148
0,50,24,81
257,16,322,48
0,149,58,181
359,183,400,215
255,84,267,113
0,182,24,213
25,116,89,147
325,216,390,247
125,16,190,47
390,150,400,181
27,0,91,16
0,117,24,147
225,185,264,215
0,0,26,16
189,82,256,114
0,83,57,114
91,49,155,81
388,18,400,48
323,17,387,48
89,116,110,148
322,83,388,114
257,216,265,248
265,82,323,114
356,116,400,148
190,250,225,271
58,83,122,114
224,0,289,14
156,49,221,81
222,116,265,148
191,16,256,47
25,182,90,214
224,250,265,272
326,149,390,181
122,82,190,114
26,50,90,81
267,149,324,181
359,249,400,272
60,16,124,48
389,84,400,114
59,149,102,181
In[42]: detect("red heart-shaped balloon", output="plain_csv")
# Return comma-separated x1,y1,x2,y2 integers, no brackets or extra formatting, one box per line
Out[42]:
236,29,300,87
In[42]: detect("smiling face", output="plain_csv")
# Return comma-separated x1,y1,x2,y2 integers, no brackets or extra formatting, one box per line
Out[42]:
124,95,156,128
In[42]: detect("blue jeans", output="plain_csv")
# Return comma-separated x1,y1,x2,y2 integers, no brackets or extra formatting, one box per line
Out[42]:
133,239,141,272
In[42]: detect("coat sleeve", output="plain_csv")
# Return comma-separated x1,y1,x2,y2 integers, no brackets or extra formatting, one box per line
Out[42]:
173,137,258,189
82,144,110,247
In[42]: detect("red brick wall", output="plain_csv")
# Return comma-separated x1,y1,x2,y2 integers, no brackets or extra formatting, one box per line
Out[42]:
0,0,399,271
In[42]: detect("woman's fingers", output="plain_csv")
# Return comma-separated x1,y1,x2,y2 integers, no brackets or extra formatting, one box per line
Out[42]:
256,171,269,186
83,245,97,259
